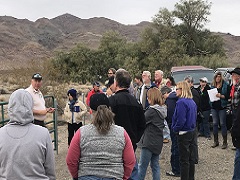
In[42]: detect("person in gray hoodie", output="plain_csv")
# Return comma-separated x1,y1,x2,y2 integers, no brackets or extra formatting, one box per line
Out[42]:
138,87,167,180
0,89,56,180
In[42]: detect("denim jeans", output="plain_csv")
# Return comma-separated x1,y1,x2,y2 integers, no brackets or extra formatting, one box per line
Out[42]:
170,126,180,175
211,109,227,135
178,131,195,180
163,120,171,140
199,110,211,137
233,148,240,180
79,176,115,180
138,147,160,180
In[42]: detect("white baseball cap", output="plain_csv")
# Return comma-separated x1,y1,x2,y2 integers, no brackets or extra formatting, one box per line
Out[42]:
200,77,208,83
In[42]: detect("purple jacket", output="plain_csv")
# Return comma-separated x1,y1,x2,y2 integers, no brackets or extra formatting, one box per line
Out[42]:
172,98,197,133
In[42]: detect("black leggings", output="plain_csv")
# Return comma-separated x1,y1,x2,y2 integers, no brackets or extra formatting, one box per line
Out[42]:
68,122,83,146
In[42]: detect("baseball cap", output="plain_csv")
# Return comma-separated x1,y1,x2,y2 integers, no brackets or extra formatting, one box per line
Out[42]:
93,81,100,87
32,73,42,80
200,77,208,83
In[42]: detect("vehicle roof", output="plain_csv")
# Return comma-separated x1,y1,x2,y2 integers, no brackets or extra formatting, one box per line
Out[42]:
171,66,213,72
215,67,234,72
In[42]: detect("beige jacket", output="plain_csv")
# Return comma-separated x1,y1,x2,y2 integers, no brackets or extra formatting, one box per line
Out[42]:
64,99,87,124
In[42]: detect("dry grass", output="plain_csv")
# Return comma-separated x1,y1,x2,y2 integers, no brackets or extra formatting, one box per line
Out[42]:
0,60,94,116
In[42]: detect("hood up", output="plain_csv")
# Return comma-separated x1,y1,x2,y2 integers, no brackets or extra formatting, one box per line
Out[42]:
150,104,167,119
8,89,34,125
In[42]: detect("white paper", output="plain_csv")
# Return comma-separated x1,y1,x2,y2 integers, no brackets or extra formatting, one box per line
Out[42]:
207,88,220,102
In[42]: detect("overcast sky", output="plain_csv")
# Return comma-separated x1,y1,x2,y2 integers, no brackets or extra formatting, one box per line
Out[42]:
1,0,240,36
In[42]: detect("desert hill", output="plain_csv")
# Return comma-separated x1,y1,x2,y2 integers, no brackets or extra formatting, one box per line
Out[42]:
0,13,239,70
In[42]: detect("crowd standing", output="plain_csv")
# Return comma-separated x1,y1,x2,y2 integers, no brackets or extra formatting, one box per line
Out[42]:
0,67,239,180
66,93,135,180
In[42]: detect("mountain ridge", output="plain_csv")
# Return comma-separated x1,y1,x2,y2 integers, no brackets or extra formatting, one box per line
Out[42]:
0,14,239,70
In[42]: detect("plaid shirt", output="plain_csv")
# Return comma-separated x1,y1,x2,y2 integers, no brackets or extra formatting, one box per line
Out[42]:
231,83,240,109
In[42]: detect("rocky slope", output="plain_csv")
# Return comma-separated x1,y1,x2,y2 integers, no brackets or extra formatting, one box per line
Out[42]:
0,14,239,70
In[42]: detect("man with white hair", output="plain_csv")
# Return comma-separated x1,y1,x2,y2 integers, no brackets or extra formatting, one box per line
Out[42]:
136,71,156,110
155,70,167,89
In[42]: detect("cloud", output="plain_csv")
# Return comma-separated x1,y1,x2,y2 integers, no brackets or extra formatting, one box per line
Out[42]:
0,0,239,35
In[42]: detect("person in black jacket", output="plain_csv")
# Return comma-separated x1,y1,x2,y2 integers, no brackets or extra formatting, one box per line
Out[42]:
138,87,166,180
197,77,211,139
231,103,240,180
109,68,146,180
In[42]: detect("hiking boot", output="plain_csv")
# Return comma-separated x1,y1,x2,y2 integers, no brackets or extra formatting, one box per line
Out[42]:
221,135,228,149
166,171,180,177
211,134,219,148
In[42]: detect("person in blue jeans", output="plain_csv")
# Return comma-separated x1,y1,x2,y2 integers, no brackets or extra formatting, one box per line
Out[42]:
161,85,180,177
210,72,230,149
138,87,166,180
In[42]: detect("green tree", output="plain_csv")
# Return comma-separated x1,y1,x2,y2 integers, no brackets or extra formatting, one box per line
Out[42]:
174,0,212,56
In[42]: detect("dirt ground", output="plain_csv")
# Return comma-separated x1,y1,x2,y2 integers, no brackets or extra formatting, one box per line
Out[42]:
55,120,236,180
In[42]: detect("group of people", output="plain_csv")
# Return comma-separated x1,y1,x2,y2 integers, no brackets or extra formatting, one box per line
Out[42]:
0,73,56,179
0,66,240,180
64,68,197,180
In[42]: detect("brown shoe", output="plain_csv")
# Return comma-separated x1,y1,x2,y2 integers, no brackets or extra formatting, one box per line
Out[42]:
163,139,169,143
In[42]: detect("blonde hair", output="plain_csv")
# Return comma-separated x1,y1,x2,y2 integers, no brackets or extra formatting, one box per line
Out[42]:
92,105,115,135
147,87,164,106
176,81,193,99
212,72,223,88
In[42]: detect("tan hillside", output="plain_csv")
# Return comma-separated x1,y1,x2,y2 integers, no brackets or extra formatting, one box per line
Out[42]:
0,14,239,71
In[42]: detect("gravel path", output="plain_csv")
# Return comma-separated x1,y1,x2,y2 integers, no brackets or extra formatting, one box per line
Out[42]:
55,124,235,180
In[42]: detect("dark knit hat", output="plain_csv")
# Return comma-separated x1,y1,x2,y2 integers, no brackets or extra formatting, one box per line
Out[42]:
67,89,77,99
160,86,172,95
90,93,109,111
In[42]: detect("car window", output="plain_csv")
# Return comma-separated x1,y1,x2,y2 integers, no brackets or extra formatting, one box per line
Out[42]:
172,70,215,85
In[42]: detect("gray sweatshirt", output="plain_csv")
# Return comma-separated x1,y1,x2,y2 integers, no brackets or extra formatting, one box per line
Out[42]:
138,104,167,154
0,89,56,180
